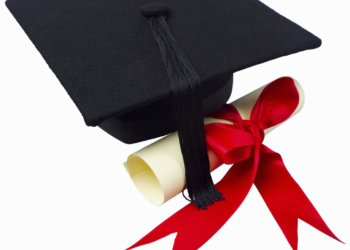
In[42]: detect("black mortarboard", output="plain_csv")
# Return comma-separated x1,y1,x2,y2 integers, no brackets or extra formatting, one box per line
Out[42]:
6,0,321,209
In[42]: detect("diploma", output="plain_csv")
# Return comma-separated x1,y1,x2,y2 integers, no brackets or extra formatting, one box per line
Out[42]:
124,77,305,206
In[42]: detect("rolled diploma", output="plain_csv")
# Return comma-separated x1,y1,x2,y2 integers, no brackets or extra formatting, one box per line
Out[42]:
125,78,305,206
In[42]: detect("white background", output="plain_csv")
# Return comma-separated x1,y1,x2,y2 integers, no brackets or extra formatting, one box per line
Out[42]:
0,0,349,249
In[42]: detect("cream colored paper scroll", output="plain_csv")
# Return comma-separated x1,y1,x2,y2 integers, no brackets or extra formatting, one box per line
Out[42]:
124,77,305,206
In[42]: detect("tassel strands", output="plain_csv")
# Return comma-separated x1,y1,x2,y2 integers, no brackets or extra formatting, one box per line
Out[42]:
143,10,224,209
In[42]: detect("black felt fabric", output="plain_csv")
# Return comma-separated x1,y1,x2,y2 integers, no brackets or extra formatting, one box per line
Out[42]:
6,0,321,127
100,73,233,144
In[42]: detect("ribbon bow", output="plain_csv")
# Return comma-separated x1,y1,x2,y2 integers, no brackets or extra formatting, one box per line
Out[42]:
128,78,341,250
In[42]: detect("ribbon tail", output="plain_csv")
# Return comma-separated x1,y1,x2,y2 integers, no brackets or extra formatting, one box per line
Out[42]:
255,146,342,250
126,213,179,250
127,156,259,250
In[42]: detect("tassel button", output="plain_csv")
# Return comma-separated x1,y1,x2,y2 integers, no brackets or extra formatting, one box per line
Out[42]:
141,2,169,16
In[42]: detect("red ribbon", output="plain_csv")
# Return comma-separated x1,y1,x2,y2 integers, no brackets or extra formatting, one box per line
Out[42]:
127,77,341,250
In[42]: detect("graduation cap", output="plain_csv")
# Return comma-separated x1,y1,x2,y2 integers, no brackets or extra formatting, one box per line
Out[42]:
6,0,321,209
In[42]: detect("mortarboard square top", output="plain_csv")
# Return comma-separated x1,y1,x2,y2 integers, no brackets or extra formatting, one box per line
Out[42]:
7,0,322,209
6,0,321,143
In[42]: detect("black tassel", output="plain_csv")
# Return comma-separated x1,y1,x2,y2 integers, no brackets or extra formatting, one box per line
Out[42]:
146,14,224,209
